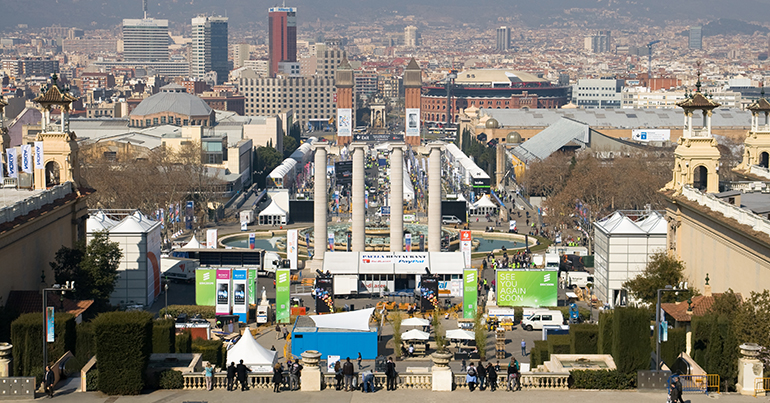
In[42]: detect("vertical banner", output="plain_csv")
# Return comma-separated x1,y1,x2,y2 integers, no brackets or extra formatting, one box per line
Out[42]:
185,201,194,230
195,269,216,306
460,230,472,268
328,232,335,252
34,141,44,169
405,233,412,252
20,145,32,173
215,269,231,315
419,276,439,311
463,268,478,319
0,152,3,180
248,233,256,249
6,148,17,178
232,269,248,323
276,268,291,323
337,108,352,137
248,269,258,305
287,229,298,272
406,108,420,136
419,234,425,251
206,229,218,249
314,277,334,313
46,306,55,342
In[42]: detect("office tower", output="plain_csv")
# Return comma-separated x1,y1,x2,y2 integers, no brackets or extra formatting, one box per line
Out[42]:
231,43,250,69
584,31,610,53
122,18,169,62
496,26,510,52
191,15,229,84
404,25,419,48
268,7,297,77
689,26,703,50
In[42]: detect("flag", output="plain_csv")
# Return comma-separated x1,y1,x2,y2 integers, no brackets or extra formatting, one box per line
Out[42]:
6,148,17,178
0,152,3,180
20,145,32,174
34,141,44,169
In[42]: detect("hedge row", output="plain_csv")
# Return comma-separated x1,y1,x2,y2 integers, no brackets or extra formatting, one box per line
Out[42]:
658,327,686,368
691,314,738,390
530,340,549,368
70,322,95,373
611,307,651,374
598,310,613,355
547,334,571,356
93,311,153,395
11,312,76,381
152,319,176,354
570,369,636,389
176,331,192,353
162,305,216,319
570,323,599,354
192,339,224,368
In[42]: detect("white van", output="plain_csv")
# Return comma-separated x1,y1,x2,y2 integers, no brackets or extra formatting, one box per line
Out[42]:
521,310,565,331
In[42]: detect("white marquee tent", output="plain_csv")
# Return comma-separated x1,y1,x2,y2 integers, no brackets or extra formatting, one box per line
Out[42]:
181,235,202,249
307,307,375,331
401,317,430,327
226,329,277,371
401,329,430,340
445,329,475,340
469,195,499,217
258,200,287,225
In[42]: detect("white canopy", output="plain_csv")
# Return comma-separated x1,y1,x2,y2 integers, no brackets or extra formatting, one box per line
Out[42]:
308,307,375,332
401,329,430,340
259,200,287,217
401,317,430,327
181,235,202,249
472,195,497,209
226,329,277,369
445,329,475,340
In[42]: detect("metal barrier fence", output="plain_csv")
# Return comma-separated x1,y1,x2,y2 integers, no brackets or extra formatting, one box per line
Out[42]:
754,377,770,396
667,374,720,395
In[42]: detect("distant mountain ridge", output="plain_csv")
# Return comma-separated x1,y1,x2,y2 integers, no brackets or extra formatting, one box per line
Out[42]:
677,19,770,37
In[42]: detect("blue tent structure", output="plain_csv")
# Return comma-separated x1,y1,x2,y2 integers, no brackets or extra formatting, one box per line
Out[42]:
291,307,379,360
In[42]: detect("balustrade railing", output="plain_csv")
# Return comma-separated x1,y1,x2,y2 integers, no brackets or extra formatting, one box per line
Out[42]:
453,372,570,390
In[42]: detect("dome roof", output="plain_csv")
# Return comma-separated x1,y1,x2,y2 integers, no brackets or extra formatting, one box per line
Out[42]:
130,88,213,118
485,118,499,129
506,131,522,144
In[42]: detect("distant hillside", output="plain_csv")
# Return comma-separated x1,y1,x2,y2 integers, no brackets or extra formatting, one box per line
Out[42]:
678,19,770,37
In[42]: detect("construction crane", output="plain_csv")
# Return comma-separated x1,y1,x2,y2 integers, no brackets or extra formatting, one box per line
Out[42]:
647,40,662,82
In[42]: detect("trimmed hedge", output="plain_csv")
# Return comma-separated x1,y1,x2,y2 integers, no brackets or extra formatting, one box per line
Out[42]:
691,314,738,390
93,311,153,395
570,323,599,354
162,305,216,319
11,312,76,380
152,319,176,354
570,369,636,389
658,327,686,368
547,334,571,356
598,311,613,355
531,340,549,368
175,331,192,353
192,338,224,368
158,370,184,389
70,322,95,373
86,369,99,391
611,307,651,374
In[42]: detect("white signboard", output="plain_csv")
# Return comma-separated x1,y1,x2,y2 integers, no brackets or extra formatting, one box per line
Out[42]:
406,108,420,137
206,229,218,249
632,129,670,142
287,229,298,271
327,355,340,373
337,108,352,137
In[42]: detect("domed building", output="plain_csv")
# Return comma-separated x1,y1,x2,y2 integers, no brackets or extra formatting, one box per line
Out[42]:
128,83,215,128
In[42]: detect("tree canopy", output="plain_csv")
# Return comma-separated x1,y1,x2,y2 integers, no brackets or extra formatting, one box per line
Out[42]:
622,252,698,305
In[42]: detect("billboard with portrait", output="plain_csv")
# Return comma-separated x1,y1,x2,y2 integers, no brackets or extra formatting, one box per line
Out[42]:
406,108,420,137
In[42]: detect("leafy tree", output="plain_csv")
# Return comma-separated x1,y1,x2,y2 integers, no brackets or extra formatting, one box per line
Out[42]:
733,290,770,350
622,252,697,305
282,135,298,159
254,146,283,188
50,242,85,285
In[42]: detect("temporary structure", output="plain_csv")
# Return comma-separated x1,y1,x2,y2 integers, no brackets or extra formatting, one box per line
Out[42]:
401,329,430,340
445,329,475,340
308,307,375,332
226,329,277,371
258,200,287,225
181,235,202,249
401,317,430,327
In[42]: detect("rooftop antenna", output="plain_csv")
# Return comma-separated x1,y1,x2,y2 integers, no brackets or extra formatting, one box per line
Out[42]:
142,0,148,19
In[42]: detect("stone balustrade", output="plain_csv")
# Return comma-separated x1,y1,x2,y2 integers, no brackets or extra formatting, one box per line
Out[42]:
321,372,432,390
183,373,276,390
454,372,570,390
682,185,770,236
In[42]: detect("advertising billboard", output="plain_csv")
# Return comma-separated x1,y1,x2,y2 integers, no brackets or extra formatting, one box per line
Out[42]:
328,232,335,252
406,108,420,137
276,269,291,323
248,269,258,306
314,277,334,313
632,129,670,142
34,141,44,169
6,148,17,178
405,233,412,252
420,276,439,311
232,269,248,322
196,269,216,306
287,229,298,271
206,229,218,249
460,230,472,268
215,269,231,315
337,108,352,137
463,268,478,319
249,233,256,249
46,307,54,342
334,161,353,185
496,270,558,307
185,201,194,230
20,145,32,173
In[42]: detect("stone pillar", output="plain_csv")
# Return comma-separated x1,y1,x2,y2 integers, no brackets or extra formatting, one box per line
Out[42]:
736,343,764,396
313,144,330,261
389,143,406,252
351,143,367,252
431,351,453,391
300,350,323,391
0,343,11,377
427,143,444,252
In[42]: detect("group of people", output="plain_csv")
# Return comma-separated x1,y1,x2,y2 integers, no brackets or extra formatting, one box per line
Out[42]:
271,359,303,392
224,360,251,391
332,356,398,392
465,358,521,392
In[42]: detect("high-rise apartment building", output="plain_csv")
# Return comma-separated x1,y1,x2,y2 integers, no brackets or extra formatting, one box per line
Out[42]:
584,31,611,53
231,43,250,69
496,26,510,52
404,26,419,48
122,18,169,62
268,7,297,77
191,15,229,84
689,26,703,50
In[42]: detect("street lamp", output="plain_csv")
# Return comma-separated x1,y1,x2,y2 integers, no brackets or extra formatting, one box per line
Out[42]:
42,281,75,371
164,278,169,318
655,282,687,370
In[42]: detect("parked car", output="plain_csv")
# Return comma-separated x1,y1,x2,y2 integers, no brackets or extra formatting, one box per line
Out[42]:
442,215,462,225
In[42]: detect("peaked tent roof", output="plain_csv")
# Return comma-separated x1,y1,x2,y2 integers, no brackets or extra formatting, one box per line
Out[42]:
110,210,159,234
308,307,375,332
595,211,667,235
259,199,287,217
472,195,498,209
226,329,277,367
401,329,430,340
86,210,118,232
401,317,430,326
510,117,589,164
181,235,202,249
445,329,475,340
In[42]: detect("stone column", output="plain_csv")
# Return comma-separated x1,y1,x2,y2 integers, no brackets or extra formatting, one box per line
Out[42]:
389,143,406,252
427,142,444,252
313,144,330,261
431,351,453,391
736,343,764,396
300,350,323,391
351,143,367,252
0,343,12,377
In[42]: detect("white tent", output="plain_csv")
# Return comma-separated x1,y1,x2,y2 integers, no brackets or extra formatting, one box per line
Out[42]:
445,329,475,340
401,329,430,340
469,195,499,217
401,317,430,327
226,329,277,371
258,200,287,225
308,307,375,332
181,235,202,249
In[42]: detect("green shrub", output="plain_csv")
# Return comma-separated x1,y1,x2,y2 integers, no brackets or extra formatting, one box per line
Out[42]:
11,312,76,380
598,310,613,354
157,370,184,389
548,334,571,355
692,314,738,390
92,311,153,395
514,307,523,323
161,305,215,319
152,319,176,354
570,323,599,354
192,338,224,368
611,307,651,374
659,327,686,368
531,340,549,367
69,322,95,373
570,369,636,389
690,315,712,366
86,369,99,391
175,331,192,353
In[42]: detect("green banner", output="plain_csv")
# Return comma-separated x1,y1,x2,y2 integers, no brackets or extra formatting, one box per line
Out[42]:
195,269,216,306
276,269,291,323
463,268,478,319
248,269,258,305
496,270,558,307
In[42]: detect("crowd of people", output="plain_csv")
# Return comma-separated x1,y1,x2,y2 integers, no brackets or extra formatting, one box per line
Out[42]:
465,358,521,392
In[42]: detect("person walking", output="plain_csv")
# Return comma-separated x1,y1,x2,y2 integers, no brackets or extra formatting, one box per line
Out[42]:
385,357,397,391
204,363,214,391
334,361,343,390
343,357,355,391
486,362,497,391
226,362,236,391
43,365,55,398
477,359,487,390
670,374,684,403
357,352,363,370
275,324,282,340
466,363,478,392
521,339,527,356
236,359,249,391
272,363,283,393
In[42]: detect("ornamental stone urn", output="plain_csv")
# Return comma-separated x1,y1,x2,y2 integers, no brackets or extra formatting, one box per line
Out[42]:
300,350,323,391
430,350,452,368
0,343,12,378
737,343,764,396
431,350,453,391
301,350,322,367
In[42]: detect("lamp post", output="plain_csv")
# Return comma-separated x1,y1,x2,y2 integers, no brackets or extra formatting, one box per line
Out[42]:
164,279,169,318
42,281,75,371
655,283,687,370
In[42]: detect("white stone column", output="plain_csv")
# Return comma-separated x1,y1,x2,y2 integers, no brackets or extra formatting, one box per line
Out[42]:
313,144,329,261
427,142,444,252
351,143,367,252
389,143,406,252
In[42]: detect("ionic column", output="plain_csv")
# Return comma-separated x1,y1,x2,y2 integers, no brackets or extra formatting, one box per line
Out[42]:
313,143,329,260
351,143,367,252
427,142,444,252
389,143,406,252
